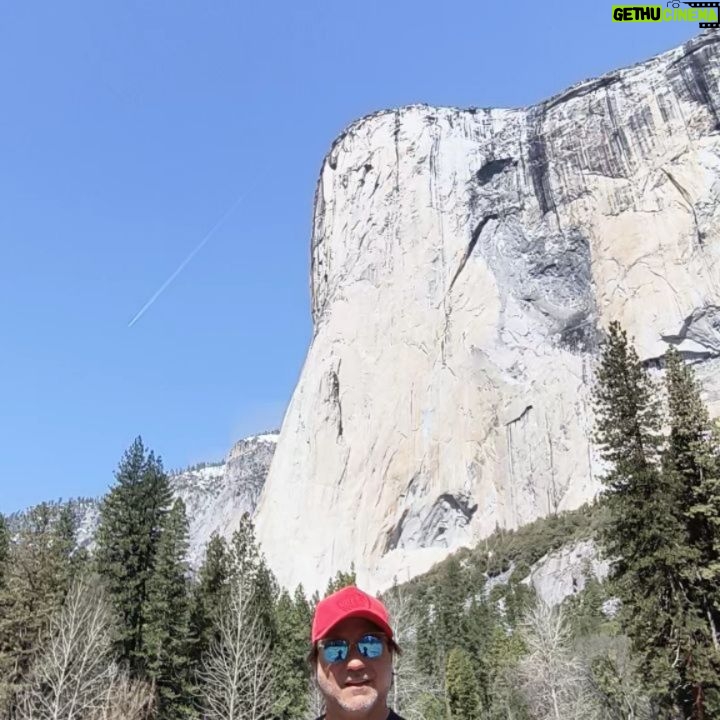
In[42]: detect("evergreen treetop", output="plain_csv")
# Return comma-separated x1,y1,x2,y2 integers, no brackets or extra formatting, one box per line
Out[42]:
593,323,720,717
145,497,195,720
95,436,173,674
190,533,232,666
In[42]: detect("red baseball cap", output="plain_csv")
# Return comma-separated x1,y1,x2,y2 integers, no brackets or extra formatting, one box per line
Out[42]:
311,586,393,643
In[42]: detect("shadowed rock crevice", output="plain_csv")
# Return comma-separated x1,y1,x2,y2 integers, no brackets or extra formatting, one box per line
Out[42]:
506,405,533,427
419,493,478,546
383,509,409,552
448,214,498,293
643,350,720,370
662,168,703,246
527,107,554,215
330,369,343,438
475,158,516,186
659,305,720,360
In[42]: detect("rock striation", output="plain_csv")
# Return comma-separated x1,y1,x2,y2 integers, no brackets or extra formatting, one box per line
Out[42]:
255,33,720,593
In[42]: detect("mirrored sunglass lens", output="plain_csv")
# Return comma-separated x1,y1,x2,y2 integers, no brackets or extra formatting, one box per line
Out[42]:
322,642,349,663
357,636,384,658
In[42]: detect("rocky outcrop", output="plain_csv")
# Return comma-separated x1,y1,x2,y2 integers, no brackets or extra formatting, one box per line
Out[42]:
525,539,609,607
177,433,278,568
255,32,720,593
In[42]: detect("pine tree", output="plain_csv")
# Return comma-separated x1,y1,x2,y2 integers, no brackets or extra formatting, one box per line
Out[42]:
272,586,311,720
593,322,697,715
324,563,357,596
252,560,279,646
54,503,83,589
228,513,263,580
228,514,277,643
293,583,312,635
488,572,535,631
190,533,232,666
145,498,195,719
446,647,484,720
435,557,468,657
464,597,495,709
663,347,720,715
95,436,173,674
412,567,473,711
564,575,607,639
413,590,439,678
483,626,528,720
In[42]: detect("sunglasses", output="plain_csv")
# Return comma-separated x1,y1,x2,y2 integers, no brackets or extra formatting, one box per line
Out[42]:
318,634,386,663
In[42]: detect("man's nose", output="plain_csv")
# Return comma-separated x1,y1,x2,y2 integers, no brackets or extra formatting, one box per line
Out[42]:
346,648,368,670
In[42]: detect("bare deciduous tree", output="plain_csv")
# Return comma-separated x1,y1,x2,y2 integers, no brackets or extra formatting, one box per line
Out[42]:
199,582,274,720
17,577,114,720
518,601,597,720
90,671,155,720
16,576,154,720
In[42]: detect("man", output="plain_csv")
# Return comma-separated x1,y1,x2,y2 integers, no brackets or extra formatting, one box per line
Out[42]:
310,586,405,720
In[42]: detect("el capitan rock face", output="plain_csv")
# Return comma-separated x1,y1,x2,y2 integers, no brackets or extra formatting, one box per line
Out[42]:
255,33,720,593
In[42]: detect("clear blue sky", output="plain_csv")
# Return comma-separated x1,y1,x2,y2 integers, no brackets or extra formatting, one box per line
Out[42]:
0,1,699,513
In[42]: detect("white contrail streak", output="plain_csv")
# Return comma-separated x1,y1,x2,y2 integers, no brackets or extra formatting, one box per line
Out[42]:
128,190,248,328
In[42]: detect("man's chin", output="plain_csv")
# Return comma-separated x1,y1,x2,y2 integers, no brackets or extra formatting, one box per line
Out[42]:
339,686,378,712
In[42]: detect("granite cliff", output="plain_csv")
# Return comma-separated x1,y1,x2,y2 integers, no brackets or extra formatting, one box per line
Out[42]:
254,32,720,593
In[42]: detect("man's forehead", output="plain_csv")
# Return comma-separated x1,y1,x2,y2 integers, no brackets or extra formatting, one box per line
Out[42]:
323,616,384,638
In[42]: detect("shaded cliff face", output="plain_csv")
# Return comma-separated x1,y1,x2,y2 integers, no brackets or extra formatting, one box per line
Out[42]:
173,433,278,568
255,33,720,593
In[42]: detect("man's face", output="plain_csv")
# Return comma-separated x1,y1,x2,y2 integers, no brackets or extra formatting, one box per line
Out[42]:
315,617,393,718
